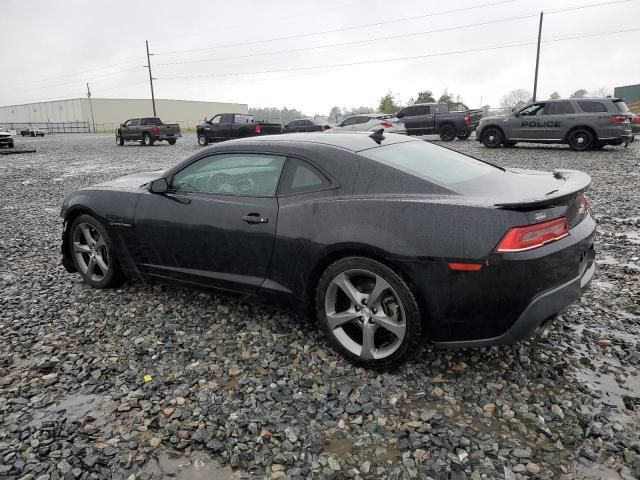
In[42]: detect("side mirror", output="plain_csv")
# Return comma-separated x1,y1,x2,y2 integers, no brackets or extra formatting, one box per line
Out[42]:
120,124,124,127
396,112,404,118
148,178,168,194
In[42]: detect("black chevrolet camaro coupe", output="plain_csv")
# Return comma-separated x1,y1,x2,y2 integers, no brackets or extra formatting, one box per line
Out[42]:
61,132,596,368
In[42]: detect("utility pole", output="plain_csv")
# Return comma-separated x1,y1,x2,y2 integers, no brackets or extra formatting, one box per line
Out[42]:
145,40,157,116
86,82,96,133
532,11,543,102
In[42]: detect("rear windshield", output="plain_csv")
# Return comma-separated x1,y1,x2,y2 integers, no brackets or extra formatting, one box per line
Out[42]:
613,100,630,113
360,141,498,185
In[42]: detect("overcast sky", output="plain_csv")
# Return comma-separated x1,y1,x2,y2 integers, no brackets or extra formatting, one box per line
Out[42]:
1,0,639,115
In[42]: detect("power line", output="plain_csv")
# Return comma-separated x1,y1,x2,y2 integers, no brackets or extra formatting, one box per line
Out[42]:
157,27,640,81
154,0,638,60
155,0,516,56
0,57,145,89
1,66,143,95
153,13,539,68
148,0,372,43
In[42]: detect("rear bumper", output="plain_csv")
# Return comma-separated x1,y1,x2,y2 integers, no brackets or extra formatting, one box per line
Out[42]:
155,133,182,141
433,245,595,349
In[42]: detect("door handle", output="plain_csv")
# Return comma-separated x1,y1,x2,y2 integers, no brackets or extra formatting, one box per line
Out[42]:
242,213,268,224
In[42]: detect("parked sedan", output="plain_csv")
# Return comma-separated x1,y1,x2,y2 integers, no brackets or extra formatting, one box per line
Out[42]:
60,132,595,368
330,113,404,133
283,118,331,133
20,128,45,137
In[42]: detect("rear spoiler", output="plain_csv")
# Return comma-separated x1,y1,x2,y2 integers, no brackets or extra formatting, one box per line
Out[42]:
495,169,591,209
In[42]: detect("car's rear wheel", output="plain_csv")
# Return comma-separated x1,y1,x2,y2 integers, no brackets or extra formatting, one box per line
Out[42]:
198,134,209,146
456,130,471,140
316,257,422,369
482,128,502,148
439,124,456,141
143,133,154,146
116,134,124,146
568,129,594,151
70,215,123,288
167,139,177,145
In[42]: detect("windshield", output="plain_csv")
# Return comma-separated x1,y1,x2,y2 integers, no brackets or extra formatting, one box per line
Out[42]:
360,141,499,185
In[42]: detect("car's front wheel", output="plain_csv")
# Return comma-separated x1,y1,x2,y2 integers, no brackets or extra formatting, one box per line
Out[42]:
482,127,502,148
69,214,123,288
143,133,154,146
568,129,594,151
316,257,422,369
116,134,124,146
198,134,209,146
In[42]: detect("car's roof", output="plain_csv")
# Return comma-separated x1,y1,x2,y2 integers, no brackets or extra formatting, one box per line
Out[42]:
217,132,419,152
543,98,621,103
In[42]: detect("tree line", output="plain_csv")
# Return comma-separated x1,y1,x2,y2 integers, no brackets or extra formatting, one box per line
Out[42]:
499,87,613,111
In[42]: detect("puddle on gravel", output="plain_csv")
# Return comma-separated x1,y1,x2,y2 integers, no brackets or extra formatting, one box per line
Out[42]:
323,437,401,464
29,393,115,427
143,451,238,479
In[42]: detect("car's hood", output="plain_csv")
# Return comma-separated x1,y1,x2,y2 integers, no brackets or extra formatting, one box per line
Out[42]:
480,114,510,122
91,170,165,190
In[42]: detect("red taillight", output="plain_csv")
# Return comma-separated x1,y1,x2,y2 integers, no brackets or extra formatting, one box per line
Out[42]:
464,112,470,126
448,262,482,271
610,115,629,124
495,217,569,252
380,121,393,128
321,125,329,131
255,124,262,133
151,126,159,135
633,116,640,124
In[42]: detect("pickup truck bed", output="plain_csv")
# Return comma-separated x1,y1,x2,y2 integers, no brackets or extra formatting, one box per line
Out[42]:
197,113,282,145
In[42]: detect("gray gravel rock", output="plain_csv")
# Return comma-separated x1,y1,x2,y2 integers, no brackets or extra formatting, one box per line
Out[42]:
0,134,638,479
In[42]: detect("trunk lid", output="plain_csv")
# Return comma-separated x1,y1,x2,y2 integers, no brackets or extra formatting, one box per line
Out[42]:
452,168,591,228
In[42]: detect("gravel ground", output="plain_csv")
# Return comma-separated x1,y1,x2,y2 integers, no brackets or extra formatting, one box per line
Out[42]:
0,133,639,480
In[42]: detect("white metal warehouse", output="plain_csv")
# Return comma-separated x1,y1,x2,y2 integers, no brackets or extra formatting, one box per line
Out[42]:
0,98,248,133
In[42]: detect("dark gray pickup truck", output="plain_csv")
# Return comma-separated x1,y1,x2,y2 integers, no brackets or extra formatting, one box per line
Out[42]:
476,98,633,151
116,117,181,146
395,103,482,140
197,113,282,146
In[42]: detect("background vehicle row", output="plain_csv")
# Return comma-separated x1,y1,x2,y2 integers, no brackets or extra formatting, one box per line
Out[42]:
396,103,482,141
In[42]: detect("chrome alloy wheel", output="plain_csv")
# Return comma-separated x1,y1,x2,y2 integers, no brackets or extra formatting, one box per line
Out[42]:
324,269,406,360
72,223,110,282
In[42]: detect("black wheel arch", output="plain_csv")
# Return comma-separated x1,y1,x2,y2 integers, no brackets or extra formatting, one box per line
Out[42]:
305,244,432,333
565,125,598,143
480,124,505,141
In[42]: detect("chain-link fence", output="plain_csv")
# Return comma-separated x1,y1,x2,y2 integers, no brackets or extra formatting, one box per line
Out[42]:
0,121,90,134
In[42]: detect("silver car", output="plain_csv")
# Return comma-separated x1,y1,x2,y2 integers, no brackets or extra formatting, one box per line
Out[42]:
329,113,404,133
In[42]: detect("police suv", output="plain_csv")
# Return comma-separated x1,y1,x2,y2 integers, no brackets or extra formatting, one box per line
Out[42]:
476,98,633,151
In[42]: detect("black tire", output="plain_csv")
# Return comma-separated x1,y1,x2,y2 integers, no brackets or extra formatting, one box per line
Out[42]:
69,214,123,289
116,134,124,146
502,141,517,148
568,129,594,151
482,127,503,148
315,256,423,369
143,133,154,146
31,132,35,137
198,134,209,146
439,124,456,141
167,139,177,145
456,130,471,140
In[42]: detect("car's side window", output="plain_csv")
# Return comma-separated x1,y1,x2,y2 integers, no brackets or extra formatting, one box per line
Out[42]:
123,120,132,127
416,106,429,115
544,101,575,115
519,104,545,116
130,119,140,126
141,119,149,126
577,101,607,113
341,117,357,126
171,154,286,197
210,115,221,124
356,116,370,124
278,158,333,196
